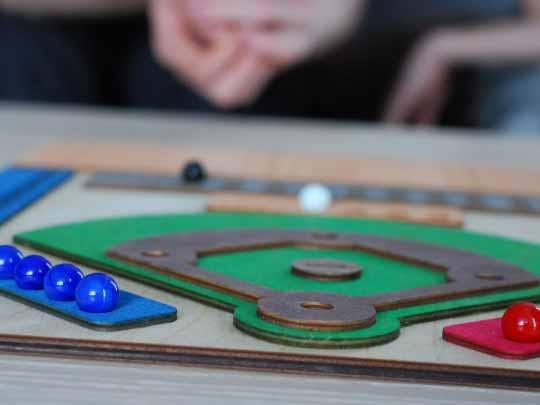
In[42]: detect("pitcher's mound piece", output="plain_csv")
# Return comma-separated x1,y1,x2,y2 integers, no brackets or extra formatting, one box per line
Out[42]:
14,213,540,348
443,302,540,359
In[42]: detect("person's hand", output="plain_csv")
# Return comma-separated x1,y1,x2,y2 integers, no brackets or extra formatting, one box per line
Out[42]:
150,0,364,109
383,32,452,126
149,0,276,108
185,0,364,69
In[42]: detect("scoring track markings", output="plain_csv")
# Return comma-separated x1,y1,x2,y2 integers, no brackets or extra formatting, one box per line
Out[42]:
86,171,540,216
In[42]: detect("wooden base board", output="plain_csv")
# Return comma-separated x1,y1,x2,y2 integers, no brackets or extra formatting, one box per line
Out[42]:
2,167,540,392
18,143,540,196
207,193,464,227
0,333,539,391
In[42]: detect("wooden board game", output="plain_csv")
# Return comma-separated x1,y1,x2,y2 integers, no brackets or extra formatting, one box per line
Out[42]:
2,146,540,391
14,213,540,348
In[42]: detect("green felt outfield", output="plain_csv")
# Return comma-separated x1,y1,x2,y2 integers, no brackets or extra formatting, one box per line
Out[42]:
14,213,540,348
201,247,445,296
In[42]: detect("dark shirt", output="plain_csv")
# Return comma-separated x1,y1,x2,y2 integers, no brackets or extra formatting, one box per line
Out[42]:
363,0,519,32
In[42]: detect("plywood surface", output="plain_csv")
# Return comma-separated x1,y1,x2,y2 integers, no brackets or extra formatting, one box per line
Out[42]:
4,106,540,402
18,143,540,195
5,356,540,405
1,175,540,390
208,192,464,227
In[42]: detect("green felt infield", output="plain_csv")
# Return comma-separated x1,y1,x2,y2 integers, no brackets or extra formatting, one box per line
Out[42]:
13,213,540,348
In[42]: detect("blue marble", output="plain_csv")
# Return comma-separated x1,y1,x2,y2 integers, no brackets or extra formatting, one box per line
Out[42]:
0,245,23,280
0,278,177,329
44,263,84,301
76,273,119,313
14,255,52,290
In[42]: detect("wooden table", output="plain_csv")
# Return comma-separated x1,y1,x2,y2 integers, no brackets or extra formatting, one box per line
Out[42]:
1,104,540,404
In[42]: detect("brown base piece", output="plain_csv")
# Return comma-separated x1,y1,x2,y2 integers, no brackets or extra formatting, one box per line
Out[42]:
257,292,375,331
108,229,538,332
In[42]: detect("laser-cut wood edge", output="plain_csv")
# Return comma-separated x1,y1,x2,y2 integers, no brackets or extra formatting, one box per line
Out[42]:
17,143,540,195
0,333,539,391
107,229,539,331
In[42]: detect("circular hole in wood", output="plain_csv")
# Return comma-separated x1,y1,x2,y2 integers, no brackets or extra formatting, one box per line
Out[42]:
476,273,505,281
300,301,335,311
142,250,169,258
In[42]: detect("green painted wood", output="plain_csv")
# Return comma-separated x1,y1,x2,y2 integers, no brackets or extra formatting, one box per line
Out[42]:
14,213,540,348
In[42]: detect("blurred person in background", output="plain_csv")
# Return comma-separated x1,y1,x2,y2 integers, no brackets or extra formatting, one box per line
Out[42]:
1,0,539,134
383,0,540,135
0,0,367,117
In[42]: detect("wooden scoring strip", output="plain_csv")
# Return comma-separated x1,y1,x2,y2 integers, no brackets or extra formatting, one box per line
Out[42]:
18,143,540,195
208,193,464,227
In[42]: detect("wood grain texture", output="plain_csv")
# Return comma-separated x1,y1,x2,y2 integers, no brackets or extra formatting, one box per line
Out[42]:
18,143,540,195
0,176,539,392
1,333,540,391
4,355,539,405
208,192,464,227
4,106,540,403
